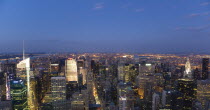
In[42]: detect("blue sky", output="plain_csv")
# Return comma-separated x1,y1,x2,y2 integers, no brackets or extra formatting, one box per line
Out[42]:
0,0,210,53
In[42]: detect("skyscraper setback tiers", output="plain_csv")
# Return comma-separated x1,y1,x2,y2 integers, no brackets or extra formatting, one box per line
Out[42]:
0,53,209,109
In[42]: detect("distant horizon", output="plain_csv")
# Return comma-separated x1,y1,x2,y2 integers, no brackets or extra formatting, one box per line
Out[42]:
1,51,210,55
0,40,210,54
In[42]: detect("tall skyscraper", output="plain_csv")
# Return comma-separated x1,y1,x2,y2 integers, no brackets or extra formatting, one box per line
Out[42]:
65,58,78,82
16,58,32,108
202,58,209,80
17,42,37,109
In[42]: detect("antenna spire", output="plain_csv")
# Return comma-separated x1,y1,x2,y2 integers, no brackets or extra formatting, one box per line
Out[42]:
23,40,25,60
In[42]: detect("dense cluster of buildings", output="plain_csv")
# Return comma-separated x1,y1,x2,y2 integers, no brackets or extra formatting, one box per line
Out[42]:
0,53,209,110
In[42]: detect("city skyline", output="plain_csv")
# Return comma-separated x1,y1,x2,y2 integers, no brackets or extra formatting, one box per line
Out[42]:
0,0,210,53
1,1,210,110
0,52,210,109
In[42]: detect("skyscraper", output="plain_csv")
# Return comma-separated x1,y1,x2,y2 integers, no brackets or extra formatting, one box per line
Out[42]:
202,58,209,80
71,92,86,110
177,79,196,110
139,61,155,76
16,58,30,90
51,77,66,110
10,80,27,110
78,73,83,87
0,72,6,101
193,68,201,80
184,58,192,78
117,82,135,110
78,67,87,85
65,58,78,82
77,59,85,68
118,96,127,110
197,80,210,109
16,57,33,108
152,92,160,110
118,63,137,83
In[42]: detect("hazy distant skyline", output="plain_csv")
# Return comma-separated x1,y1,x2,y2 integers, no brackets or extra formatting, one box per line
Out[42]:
0,0,210,53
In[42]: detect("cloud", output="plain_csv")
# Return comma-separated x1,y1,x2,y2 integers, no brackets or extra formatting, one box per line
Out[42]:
175,24,210,31
188,13,200,17
188,25,210,31
200,2,210,6
203,12,210,15
135,8,144,12
188,12,210,18
93,3,104,10
121,3,132,8
174,27,183,31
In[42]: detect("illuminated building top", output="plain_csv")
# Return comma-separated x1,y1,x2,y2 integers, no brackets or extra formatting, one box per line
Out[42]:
65,58,78,82
17,58,30,69
184,57,192,78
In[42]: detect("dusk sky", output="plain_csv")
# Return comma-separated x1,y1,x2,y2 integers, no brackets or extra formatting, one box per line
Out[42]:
0,0,210,53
